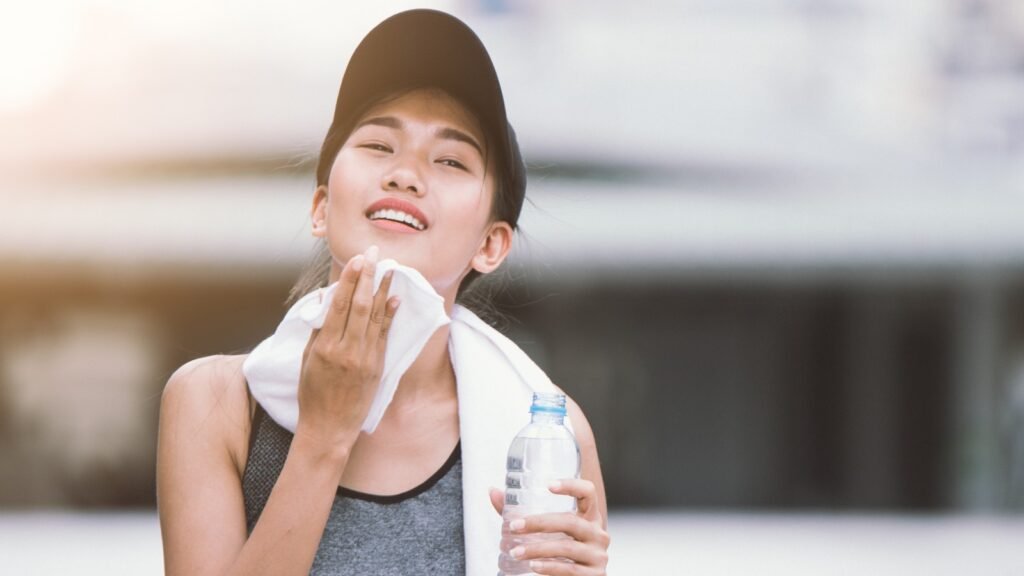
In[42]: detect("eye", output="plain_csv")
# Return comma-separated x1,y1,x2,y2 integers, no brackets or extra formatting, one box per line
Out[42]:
437,158,467,171
360,142,392,153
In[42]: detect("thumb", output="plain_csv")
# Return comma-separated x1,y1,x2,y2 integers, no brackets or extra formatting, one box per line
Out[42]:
489,487,505,515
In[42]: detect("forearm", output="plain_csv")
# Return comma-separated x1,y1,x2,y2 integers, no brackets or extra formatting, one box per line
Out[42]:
221,435,349,576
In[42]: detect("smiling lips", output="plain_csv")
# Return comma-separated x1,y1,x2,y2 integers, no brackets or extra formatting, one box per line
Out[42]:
365,198,428,231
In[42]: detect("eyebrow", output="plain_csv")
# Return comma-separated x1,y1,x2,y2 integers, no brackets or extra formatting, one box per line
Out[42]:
355,116,484,156
437,127,483,157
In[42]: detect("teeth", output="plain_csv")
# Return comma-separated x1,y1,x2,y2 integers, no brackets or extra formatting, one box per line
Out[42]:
369,208,425,230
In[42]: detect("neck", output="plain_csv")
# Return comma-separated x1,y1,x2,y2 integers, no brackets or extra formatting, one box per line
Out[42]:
388,323,456,410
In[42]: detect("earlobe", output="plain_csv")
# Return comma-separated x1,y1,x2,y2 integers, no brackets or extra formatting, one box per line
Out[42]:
471,222,513,274
311,185,328,238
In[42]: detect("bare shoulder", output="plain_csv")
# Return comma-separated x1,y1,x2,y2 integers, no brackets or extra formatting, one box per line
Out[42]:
162,354,249,418
160,354,252,473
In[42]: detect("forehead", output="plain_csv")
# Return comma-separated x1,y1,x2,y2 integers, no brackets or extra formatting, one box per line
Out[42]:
356,88,487,148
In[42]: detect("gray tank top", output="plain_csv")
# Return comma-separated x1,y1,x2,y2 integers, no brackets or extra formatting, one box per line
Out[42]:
241,404,466,575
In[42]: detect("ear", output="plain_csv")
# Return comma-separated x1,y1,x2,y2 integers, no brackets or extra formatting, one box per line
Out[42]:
311,185,328,238
471,221,514,274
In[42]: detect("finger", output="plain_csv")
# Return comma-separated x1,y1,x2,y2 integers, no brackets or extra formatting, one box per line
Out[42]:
528,558,601,576
511,536,604,569
364,269,394,342
318,254,363,342
549,479,598,520
489,487,505,515
302,327,320,365
511,512,604,546
375,297,400,357
340,245,379,344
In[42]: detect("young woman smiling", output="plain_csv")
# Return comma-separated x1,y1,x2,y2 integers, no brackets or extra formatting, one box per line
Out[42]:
157,10,609,576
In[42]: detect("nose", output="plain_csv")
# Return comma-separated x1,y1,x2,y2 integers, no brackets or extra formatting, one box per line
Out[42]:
382,155,425,196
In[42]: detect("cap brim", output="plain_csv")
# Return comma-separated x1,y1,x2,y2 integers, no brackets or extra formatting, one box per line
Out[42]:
332,9,511,164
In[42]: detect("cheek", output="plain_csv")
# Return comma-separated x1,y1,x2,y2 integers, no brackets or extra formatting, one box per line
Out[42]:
440,194,490,243
330,146,382,186
444,176,494,223
325,157,372,214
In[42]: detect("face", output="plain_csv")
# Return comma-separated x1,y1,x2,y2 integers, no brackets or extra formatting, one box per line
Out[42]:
311,88,512,304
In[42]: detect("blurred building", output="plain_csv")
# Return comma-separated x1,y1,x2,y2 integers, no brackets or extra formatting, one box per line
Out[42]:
0,0,1022,512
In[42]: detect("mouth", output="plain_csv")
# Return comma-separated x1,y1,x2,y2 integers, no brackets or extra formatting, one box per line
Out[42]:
365,199,428,232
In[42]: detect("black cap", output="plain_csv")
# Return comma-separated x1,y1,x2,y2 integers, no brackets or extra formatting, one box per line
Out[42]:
316,9,527,228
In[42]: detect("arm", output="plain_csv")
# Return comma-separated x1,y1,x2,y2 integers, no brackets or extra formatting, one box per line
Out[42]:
568,397,608,530
158,246,398,576
158,357,350,576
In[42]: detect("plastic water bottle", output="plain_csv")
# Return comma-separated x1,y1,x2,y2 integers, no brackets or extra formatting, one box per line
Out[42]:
498,392,580,576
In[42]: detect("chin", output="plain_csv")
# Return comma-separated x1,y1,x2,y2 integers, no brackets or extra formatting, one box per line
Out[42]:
374,244,423,268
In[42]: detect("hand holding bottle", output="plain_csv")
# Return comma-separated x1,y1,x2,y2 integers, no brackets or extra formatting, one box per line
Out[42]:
493,393,609,576
490,479,609,575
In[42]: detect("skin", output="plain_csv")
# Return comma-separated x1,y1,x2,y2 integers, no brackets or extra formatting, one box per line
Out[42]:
157,88,609,576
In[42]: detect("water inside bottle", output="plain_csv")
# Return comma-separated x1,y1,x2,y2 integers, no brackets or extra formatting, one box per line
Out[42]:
498,393,580,575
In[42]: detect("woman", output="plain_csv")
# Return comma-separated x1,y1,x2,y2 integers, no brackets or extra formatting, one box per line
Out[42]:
157,9,609,576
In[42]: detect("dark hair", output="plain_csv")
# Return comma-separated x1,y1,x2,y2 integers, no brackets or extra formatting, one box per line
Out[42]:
286,87,526,306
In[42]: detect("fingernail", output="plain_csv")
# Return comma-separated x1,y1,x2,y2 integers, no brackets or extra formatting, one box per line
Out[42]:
510,519,525,532
350,255,364,272
510,546,525,559
365,245,379,262
549,481,562,491
529,560,542,571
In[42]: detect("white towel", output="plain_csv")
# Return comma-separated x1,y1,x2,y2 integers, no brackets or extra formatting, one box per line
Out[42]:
242,259,565,575
244,259,449,434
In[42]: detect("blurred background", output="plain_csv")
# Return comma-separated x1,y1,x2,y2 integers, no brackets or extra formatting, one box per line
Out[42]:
2,0,1024,573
